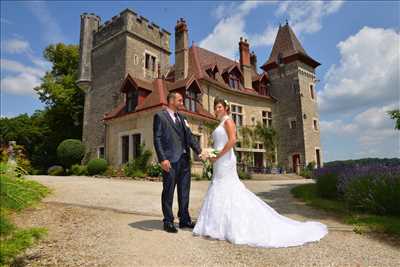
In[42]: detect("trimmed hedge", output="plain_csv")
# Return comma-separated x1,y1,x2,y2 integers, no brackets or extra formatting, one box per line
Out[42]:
87,159,108,175
57,139,85,168
47,165,64,176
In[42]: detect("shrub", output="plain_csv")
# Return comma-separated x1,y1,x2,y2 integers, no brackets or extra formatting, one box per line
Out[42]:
70,164,88,176
123,144,152,178
57,139,85,169
47,165,64,176
147,163,163,177
344,175,400,216
238,170,252,180
315,173,339,199
87,159,108,176
0,162,49,265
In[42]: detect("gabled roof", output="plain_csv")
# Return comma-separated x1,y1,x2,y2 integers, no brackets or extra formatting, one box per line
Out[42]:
120,74,153,92
261,23,320,70
104,74,215,121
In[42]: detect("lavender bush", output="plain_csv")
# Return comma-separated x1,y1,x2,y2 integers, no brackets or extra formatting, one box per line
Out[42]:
313,162,400,216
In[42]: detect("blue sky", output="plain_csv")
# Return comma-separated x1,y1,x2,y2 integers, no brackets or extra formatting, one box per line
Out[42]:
1,1,399,162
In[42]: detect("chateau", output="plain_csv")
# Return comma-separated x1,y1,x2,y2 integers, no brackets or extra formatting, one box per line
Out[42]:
77,8,323,174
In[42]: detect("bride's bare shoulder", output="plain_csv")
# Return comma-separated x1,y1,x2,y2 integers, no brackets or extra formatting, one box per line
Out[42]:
223,117,236,129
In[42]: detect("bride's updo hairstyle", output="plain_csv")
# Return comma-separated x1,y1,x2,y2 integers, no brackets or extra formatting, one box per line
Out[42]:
213,97,230,114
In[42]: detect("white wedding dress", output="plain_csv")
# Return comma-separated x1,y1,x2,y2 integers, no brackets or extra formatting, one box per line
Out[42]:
193,116,328,248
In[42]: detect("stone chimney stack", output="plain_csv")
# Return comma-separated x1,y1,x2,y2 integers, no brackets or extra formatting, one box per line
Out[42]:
175,18,189,81
77,13,100,89
250,51,257,72
239,37,252,89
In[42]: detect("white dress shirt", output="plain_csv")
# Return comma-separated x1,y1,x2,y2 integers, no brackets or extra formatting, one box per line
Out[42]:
165,108,187,153
166,107,181,123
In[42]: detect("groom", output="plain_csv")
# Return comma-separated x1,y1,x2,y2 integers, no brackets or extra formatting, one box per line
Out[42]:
153,92,202,233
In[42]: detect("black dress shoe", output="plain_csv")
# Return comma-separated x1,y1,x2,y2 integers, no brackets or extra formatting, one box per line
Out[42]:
179,221,196,229
163,222,178,233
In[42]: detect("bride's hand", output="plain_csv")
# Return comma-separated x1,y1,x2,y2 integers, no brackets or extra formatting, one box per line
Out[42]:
210,156,219,163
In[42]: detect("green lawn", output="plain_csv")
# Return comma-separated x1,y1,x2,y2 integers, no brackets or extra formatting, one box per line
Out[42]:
291,183,400,237
0,162,50,266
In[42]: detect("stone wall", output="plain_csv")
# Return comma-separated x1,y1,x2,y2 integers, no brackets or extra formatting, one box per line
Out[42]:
267,62,306,171
105,107,206,175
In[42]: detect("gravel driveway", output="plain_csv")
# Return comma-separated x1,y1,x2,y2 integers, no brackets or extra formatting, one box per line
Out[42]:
11,175,400,266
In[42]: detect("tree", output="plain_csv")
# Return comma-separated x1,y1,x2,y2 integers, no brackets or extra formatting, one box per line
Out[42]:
1,43,82,173
34,43,83,140
388,109,400,130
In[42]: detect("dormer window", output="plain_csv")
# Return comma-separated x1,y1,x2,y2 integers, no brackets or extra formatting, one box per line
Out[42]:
184,82,201,112
126,89,138,112
229,74,240,89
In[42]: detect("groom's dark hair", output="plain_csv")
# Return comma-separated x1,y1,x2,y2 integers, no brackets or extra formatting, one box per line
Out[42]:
167,92,181,103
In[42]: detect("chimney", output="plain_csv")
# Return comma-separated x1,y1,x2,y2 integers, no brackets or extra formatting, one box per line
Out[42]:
77,13,100,90
250,51,257,72
175,18,189,81
239,37,252,89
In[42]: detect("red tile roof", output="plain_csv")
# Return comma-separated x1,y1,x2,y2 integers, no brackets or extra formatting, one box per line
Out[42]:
104,41,280,122
261,23,320,71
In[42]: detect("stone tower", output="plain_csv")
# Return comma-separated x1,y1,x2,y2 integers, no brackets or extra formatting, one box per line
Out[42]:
77,9,171,162
261,22,323,172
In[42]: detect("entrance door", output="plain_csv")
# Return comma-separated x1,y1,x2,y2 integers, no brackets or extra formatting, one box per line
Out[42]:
254,152,263,168
292,154,300,174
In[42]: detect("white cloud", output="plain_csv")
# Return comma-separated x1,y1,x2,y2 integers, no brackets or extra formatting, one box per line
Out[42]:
1,38,50,96
0,72,41,95
318,27,400,114
199,1,268,59
1,38,31,54
277,1,344,36
320,103,400,159
200,0,343,59
26,1,66,44
1,59,45,77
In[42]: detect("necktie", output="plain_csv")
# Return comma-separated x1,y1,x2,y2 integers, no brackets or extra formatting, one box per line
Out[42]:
174,112,179,124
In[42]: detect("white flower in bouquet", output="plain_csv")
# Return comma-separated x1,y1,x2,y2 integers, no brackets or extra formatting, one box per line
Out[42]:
201,148,220,159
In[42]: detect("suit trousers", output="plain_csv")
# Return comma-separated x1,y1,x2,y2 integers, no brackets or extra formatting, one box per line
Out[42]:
161,152,191,224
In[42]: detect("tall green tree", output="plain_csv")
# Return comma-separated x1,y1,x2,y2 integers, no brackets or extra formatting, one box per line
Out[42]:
34,43,83,140
1,43,82,172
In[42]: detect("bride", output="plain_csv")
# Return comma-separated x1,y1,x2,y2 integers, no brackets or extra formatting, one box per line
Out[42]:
193,97,328,248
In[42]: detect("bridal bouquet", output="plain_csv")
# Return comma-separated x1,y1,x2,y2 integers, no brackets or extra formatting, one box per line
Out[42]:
200,148,220,180
201,148,220,159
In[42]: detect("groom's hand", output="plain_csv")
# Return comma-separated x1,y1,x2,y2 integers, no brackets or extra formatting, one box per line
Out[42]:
161,160,171,172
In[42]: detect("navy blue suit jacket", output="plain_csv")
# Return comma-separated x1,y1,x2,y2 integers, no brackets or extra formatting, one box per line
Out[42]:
153,109,202,163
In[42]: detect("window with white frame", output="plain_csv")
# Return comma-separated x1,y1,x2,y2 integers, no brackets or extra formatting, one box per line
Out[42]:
262,110,272,127
184,88,198,112
231,104,243,126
